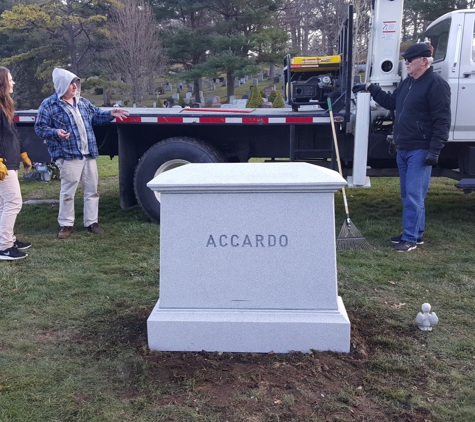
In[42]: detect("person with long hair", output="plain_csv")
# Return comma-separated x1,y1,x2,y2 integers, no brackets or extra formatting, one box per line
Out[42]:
0,66,32,260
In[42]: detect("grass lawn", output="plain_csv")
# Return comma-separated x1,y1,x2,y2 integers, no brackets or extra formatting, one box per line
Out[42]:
1,157,475,421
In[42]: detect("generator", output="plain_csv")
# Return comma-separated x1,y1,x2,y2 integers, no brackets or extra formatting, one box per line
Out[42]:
283,54,342,111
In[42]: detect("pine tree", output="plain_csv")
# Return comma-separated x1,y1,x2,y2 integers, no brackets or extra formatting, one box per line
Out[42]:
268,90,277,103
247,85,264,108
272,90,285,108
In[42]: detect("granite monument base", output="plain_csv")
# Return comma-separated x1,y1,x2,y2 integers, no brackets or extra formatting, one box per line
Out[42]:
148,297,350,353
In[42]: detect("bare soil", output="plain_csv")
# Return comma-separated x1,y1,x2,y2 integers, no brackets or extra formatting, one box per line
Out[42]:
116,308,434,422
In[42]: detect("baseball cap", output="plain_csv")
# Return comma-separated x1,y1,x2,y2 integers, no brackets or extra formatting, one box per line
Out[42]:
401,43,432,60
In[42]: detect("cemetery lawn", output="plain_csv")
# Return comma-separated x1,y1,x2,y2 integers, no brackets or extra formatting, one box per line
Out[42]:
1,157,475,421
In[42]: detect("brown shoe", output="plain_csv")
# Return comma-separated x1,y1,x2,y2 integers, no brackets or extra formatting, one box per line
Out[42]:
58,226,72,239
87,223,105,235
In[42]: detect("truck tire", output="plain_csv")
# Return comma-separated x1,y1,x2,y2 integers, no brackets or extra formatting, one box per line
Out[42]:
134,137,225,223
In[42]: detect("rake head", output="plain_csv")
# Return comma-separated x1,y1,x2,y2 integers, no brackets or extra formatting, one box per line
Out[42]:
337,219,372,251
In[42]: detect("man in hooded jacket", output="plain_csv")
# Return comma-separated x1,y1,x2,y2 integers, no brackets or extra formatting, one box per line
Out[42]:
34,68,129,239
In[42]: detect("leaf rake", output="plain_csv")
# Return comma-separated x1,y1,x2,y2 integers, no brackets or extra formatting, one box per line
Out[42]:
327,98,371,251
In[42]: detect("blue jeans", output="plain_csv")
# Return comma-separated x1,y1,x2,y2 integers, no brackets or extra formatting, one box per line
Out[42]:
396,149,432,243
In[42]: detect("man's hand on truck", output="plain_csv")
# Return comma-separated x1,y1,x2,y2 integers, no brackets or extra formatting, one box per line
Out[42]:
111,108,129,121
352,83,369,94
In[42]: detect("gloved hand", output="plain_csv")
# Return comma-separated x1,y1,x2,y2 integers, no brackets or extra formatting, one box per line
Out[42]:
0,158,8,181
20,152,32,174
352,83,368,94
424,150,439,166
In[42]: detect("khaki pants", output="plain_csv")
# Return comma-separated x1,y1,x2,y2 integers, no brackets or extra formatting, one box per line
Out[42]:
56,157,99,228
0,170,22,251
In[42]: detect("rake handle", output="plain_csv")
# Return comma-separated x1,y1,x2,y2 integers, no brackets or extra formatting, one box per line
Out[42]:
327,98,350,220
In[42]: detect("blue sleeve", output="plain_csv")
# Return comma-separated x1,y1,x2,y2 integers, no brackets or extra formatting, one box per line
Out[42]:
86,101,113,125
34,102,60,141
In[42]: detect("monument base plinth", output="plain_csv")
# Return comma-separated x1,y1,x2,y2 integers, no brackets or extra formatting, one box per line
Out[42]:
147,297,350,353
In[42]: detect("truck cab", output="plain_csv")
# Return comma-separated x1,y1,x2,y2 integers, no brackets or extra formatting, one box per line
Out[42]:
425,9,475,176
426,10,475,143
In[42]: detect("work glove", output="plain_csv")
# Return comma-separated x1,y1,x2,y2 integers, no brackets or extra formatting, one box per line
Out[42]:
0,158,8,181
424,150,439,166
20,152,32,174
352,83,368,94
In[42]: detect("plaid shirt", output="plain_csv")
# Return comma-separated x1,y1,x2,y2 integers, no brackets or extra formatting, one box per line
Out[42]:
34,93,113,161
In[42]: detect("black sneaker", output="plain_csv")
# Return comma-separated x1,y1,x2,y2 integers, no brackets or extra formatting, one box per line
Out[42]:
0,246,27,260
14,240,32,250
390,234,424,245
393,241,417,252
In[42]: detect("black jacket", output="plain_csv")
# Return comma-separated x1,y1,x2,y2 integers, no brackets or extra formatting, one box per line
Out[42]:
368,67,451,154
0,109,24,171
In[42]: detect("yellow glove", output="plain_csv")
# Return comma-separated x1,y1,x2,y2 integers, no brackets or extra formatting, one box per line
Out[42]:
20,152,32,175
0,158,8,181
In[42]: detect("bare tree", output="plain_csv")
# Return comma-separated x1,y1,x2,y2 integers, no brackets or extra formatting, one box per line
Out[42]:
352,0,371,66
105,0,167,104
279,0,351,56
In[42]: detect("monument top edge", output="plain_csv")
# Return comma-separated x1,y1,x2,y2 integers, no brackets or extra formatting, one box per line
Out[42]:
147,163,347,191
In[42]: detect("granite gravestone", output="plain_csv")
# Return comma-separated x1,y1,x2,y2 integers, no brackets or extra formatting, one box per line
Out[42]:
147,163,350,353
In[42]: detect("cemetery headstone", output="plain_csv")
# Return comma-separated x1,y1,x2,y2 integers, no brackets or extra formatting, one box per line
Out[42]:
264,85,275,98
146,163,350,353
236,99,248,108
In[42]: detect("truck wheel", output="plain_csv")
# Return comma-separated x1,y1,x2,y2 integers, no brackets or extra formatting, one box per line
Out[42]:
134,137,225,223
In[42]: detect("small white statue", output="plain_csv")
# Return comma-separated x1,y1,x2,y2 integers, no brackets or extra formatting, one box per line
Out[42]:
416,303,439,331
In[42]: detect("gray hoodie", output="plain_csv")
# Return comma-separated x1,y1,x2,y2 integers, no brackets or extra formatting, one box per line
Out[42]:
52,68,81,99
